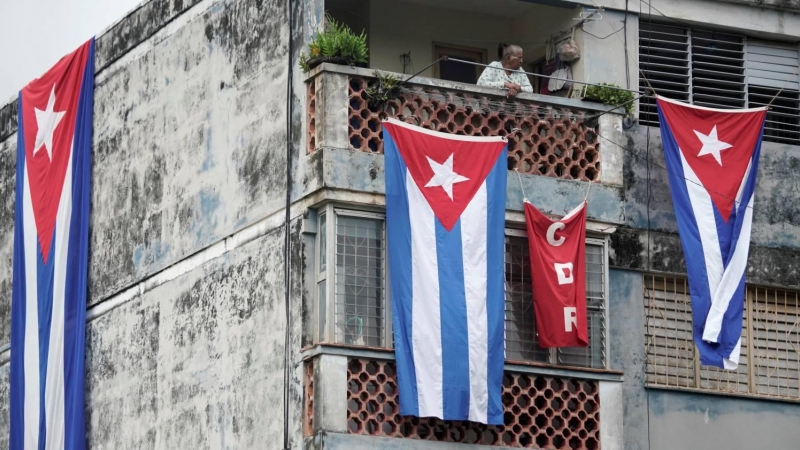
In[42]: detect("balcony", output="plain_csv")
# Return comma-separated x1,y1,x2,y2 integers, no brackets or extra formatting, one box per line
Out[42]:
305,64,625,189
302,346,623,450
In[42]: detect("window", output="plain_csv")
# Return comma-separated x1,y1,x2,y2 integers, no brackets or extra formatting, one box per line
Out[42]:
639,22,800,144
315,205,610,370
644,274,800,399
317,206,390,346
504,229,608,369
433,43,488,84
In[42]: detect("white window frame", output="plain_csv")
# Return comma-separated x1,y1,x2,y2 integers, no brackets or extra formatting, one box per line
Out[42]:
315,204,393,347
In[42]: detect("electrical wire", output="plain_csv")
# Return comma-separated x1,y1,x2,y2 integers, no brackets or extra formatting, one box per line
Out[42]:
283,0,294,448
580,23,625,40
445,57,643,94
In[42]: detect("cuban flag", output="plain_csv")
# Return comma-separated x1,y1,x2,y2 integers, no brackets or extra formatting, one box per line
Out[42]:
383,118,507,425
657,96,766,370
10,39,94,449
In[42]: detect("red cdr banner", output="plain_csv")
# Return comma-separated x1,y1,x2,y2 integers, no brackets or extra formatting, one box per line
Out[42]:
524,200,589,348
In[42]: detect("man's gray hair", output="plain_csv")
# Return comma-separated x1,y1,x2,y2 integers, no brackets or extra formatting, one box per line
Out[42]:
502,44,522,59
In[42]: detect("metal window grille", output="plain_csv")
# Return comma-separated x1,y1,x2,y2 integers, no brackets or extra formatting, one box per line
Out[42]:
639,22,800,144
644,274,800,399
504,231,608,369
333,213,387,347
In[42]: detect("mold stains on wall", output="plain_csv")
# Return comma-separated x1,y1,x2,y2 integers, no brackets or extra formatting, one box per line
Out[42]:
0,139,16,344
82,228,296,449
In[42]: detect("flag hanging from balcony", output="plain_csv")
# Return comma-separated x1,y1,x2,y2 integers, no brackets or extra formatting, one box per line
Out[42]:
10,39,94,450
657,96,766,370
524,200,588,348
383,118,507,425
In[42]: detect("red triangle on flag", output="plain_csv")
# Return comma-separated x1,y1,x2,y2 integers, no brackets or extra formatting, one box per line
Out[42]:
657,97,766,222
383,120,507,231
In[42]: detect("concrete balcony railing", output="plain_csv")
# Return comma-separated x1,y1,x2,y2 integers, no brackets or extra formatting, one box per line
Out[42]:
302,346,624,450
305,64,625,185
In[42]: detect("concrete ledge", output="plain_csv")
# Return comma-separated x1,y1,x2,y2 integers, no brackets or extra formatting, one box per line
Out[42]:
646,384,800,406
302,344,625,383
307,432,505,450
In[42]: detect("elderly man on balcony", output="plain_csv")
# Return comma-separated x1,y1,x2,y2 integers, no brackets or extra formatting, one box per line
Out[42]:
477,44,534,98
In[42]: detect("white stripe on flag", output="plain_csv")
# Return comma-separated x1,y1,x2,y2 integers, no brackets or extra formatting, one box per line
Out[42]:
460,182,489,424
680,152,724,307
45,145,73,450
725,338,742,370
22,165,40,450
407,170,443,418
703,194,754,349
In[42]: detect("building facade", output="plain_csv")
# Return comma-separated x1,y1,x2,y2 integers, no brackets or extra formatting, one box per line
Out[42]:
0,0,799,449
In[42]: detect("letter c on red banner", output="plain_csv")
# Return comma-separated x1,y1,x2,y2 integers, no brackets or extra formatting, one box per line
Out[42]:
546,222,566,247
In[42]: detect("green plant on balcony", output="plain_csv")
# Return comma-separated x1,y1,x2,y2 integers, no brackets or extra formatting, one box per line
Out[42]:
299,15,368,73
365,71,401,108
581,82,635,115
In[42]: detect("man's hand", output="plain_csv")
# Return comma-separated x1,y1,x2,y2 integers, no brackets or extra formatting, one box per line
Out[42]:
504,81,522,97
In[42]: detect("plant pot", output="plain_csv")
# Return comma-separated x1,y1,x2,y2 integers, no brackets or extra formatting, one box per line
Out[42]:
305,56,350,71
580,96,605,104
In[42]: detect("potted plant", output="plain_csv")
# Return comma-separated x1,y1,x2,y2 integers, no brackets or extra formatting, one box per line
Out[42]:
580,82,635,115
365,70,401,108
299,15,368,73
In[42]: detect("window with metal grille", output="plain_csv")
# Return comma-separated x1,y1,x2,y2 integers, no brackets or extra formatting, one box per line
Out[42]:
315,207,609,370
504,229,608,369
315,208,389,346
640,22,800,145
644,274,800,399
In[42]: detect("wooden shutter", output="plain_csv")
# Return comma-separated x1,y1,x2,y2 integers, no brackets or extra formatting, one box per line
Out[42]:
639,22,691,126
746,39,800,144
690,29,746,109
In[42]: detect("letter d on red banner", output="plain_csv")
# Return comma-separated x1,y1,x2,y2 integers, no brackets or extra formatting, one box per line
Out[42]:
524,201,589,348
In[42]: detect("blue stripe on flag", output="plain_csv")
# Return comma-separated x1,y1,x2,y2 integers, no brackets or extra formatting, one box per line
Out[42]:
10,99,28,450
484,145,507,425
383,130,419,417
64,39,94,450
436,219,469,419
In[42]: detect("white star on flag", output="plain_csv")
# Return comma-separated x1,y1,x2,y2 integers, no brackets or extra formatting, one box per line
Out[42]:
425,154,469,200
33,85,66,161
694,125,732,166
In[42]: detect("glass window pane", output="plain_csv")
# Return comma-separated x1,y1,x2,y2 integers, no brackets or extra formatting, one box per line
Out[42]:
334,215,385,347
319,213,327,273
557,243,606,368
504,235,550,363
318,281,327,342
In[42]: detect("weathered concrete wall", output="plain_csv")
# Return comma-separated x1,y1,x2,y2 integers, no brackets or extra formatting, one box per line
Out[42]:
610,124,800,288
0,223,303,450
608,268,650,450
0,0,316,447
648,389,800,450
81,226,305,450
0,0,289,345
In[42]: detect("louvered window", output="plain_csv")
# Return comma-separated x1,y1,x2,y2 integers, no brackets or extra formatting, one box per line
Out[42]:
640,23,800,145
644,274,800,400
